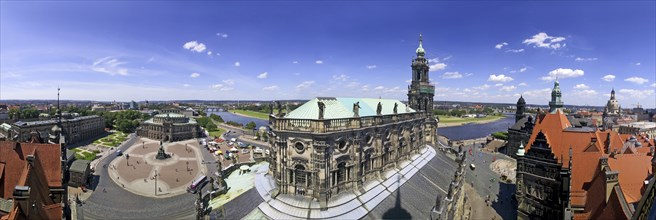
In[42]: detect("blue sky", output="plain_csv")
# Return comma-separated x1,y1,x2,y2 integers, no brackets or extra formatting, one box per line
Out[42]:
1,1,655,108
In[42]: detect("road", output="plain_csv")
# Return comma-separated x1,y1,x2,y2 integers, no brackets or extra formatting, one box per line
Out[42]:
77,135,219,220
437,135,517,220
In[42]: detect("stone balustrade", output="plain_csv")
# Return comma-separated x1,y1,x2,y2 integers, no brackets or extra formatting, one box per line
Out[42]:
269,112,428,133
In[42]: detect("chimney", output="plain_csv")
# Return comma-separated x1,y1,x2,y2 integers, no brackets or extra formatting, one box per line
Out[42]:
26,155,35,167
12,186,31,217
600,157,609,172
604,170,619,203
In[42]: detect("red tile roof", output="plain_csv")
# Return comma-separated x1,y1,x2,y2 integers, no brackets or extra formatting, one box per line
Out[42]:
523,111,653,219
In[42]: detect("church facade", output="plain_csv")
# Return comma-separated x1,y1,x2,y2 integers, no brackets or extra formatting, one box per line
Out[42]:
267,35,437,208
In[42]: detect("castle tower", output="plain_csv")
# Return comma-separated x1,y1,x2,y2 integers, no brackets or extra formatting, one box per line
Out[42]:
548,80,564,113
516,95,526,123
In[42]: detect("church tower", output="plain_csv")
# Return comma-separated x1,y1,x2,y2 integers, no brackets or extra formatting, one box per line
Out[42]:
407,34,435,113
516,95,526,123
407,34,437,145
548,80,564,113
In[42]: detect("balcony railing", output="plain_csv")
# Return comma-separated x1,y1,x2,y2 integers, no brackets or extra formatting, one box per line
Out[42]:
269,112,427,133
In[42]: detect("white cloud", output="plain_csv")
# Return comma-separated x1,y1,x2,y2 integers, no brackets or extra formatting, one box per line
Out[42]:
506,49,525,53
146,57,155,63
540,68,584,81
345,81,360,88
625,76,649,85
519,67,527,72
366,65,377,69
262,85,279,91
523,88,552,98
222,79,235,85
183,41,207,53
488,74,514,82
523,32,566,49
183,84,190,87
296,81,315,91
294,72,301,76
211,84,233,91
495,83,503,87
518,82,527,86
574,89,598,96
575,57,598,61
207,51,212,56
315,60,323,64
405,79,412,83
473,84,491,90
374,86,385,91
361,85,370,91
91,56,129,76
190,72,200,78
495,42,508,49
574,84,590,89
601,74,616,82
234,61,240,67
257,72,268,79
651,83,656,88
442,72,463,79
500,85,516,92
619,89,655,98
429,63,447,71
332,74,349,81
385,86,405,94
428,57,440,63
635,62,641,66
292,61,299,64
0,72,22,79
216,32,229,38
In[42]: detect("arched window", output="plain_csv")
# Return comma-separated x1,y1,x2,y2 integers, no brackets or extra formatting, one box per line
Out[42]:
337,162,347,184
295,164,306,186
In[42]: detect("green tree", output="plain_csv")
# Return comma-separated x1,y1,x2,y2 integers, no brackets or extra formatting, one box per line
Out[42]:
205,122,217,131
245,121,257,130
255,132,261,140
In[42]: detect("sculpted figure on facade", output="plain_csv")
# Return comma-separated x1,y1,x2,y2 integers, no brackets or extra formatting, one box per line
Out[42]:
318,101,326,119
353,102,361,117
376,102,382,115
393,103,398,114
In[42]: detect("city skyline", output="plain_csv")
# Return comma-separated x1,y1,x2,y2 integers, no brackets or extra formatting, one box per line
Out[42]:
1,1,655,108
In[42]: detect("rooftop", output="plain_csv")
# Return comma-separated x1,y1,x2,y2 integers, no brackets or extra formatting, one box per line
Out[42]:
284,97,415,120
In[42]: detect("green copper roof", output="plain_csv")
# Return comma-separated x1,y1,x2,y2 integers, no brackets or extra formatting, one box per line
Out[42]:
416,34,425,55
284,97,415,120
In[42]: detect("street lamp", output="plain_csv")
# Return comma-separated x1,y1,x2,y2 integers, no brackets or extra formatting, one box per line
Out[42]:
154,170,159,196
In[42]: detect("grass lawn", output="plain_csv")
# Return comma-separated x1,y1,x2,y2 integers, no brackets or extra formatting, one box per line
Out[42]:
229,109,270,120
208,127,226,139
438,115,505,123
93,131,128,148
72,148,97,161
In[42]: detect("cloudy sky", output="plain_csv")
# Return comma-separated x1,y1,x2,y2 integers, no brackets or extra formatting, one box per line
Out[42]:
1,1,654,108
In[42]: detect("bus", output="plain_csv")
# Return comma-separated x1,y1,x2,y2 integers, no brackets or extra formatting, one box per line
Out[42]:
187,175,208,193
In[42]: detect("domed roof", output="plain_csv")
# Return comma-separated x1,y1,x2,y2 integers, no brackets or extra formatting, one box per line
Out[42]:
517,95,526,104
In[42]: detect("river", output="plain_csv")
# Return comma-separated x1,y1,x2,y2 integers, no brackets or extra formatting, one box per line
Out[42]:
437,114,515,141
209,111,513,141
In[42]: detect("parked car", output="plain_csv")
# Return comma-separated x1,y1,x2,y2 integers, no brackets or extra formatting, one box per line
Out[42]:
254,148,263,154
116,150,123,156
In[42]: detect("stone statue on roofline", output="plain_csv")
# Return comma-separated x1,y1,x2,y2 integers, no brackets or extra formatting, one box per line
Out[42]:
269,101,274,115
353,102,361,117
276,101,282,116
376,102,382,115
393,103,398,114
285,103,290,116
318,101,325,120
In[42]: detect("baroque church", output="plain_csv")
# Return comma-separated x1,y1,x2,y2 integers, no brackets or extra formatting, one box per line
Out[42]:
266,35,438,208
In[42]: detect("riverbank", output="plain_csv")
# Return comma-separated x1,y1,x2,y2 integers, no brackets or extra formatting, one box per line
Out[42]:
228,110,270,120
438,115,506,128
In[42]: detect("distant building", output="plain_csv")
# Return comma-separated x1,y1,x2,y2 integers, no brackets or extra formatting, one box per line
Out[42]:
91,104,108,112
0,141,64,219
0,115,104,145
606,89,620,115
136,113,200,142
